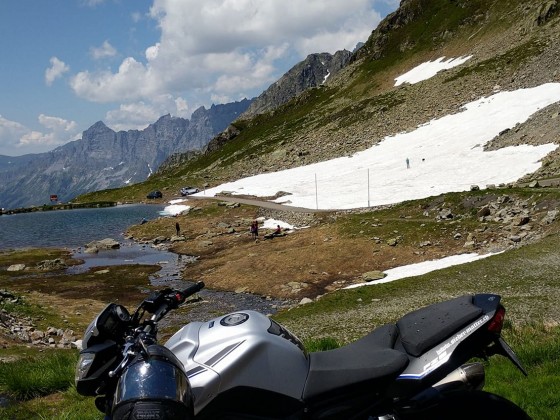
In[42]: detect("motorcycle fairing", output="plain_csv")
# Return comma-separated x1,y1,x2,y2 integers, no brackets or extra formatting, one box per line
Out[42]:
166,310,309,414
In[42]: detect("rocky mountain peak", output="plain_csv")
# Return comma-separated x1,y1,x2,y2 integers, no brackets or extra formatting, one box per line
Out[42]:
241,50,352,118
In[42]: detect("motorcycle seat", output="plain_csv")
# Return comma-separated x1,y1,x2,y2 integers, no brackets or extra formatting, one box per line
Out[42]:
303,324,409,399
395,294,483,357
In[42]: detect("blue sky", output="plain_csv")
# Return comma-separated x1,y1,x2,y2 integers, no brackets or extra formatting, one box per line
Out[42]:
0,0,398,156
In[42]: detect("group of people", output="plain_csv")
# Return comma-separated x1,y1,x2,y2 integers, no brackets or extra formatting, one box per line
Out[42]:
250,220,284,240
250,220,259,239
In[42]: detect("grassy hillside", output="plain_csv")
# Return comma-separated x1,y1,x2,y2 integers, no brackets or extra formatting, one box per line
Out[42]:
75,0,560,205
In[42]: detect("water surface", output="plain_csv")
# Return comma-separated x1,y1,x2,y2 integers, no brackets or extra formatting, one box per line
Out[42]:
0,204,164,250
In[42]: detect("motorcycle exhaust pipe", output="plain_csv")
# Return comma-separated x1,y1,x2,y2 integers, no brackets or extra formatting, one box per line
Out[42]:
434,362,485,391
405,363,485,410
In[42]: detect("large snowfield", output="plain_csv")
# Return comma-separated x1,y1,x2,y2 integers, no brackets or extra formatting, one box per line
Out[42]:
166,57,560,285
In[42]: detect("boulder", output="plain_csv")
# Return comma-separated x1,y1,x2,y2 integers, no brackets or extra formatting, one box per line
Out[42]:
85,238,120,250
7,264,25,272
36,258,67,271
540,210,558,225
477,206,491,217
362,271,387,281
438,209,454,219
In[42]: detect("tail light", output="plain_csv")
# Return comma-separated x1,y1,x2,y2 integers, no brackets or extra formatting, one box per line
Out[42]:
487,305,505,333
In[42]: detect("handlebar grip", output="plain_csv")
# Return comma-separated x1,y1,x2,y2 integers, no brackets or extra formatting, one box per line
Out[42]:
182,281,205,298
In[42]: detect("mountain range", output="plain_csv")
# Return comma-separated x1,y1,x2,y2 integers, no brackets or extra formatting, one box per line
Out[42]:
1,48,355,210
0,100,254,209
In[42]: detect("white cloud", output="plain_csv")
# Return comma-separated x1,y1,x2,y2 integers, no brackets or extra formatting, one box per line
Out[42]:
105,94,193,131
18,114,79,149
105,102,159,131
90,40,117,60
38,114,78,133
69,0,385,107
0,114,79,155
0,115,28,153
45,57,70,86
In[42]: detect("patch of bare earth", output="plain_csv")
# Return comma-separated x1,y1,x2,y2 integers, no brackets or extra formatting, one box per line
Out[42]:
172,216,468,300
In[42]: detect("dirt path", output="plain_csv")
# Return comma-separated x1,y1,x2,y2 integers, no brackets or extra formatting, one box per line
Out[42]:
188,194,333,212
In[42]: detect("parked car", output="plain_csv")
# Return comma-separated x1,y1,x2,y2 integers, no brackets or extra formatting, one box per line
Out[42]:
146,190,162,199
180,186,199,196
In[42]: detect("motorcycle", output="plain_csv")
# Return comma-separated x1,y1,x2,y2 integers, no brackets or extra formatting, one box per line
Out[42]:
75,281,531,419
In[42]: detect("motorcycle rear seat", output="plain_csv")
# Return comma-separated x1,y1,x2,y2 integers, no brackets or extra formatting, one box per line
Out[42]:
395,294,483,357
303,324,409,399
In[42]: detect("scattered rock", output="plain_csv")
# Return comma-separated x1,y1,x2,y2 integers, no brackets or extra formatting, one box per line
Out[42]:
36,258,67,271
540,210,558,225
7,264,25,272
0,292,78,349
477,206,491,217
362,271,387,282
438,209,454,219
387,238,398,246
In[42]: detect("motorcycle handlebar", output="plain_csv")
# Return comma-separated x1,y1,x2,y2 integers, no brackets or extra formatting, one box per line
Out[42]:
181,281,205,298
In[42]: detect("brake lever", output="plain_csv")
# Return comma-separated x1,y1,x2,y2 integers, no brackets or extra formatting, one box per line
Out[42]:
109,342,135,378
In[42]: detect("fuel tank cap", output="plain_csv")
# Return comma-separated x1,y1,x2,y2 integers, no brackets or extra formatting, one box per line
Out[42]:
220,313,249,326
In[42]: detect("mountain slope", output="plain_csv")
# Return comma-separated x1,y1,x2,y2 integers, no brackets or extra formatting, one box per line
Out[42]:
78,0,560,204
242,50,353,118
0,99,251,209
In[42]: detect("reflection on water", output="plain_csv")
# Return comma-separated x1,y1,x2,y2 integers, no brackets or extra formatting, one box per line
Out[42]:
67,240,198,284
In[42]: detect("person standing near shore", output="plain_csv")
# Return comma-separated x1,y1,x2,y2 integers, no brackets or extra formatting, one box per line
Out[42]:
175,222,180,236
250,221,259,239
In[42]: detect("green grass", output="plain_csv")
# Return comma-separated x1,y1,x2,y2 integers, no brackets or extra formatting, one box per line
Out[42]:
0,351,78,400
484,324,560,418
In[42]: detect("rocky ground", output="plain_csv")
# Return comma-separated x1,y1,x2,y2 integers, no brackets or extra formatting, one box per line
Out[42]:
128,189,560,302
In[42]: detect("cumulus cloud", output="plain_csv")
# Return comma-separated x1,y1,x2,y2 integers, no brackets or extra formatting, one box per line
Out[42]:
90,40,117,60
0,115,28,153
69,0,384,107
45,57,70,86
105,94,193,131
18,115,79,149
0,114,79,156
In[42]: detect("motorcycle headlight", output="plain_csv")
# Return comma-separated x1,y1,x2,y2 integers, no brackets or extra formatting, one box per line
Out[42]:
75,352,96,382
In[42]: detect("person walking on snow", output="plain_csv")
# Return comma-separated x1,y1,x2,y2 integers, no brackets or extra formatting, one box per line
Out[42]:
406,157,410,169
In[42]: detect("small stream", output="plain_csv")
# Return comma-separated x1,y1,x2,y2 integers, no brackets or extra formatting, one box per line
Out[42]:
67,241,292,321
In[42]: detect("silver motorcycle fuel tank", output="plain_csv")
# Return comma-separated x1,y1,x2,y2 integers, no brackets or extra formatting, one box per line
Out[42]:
165,310,309,414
